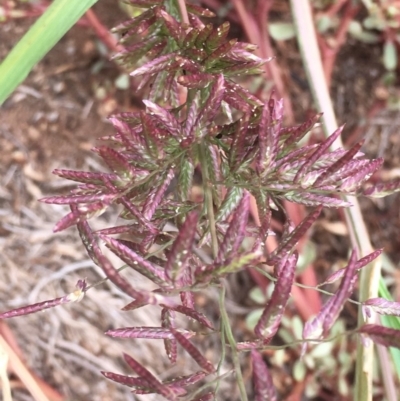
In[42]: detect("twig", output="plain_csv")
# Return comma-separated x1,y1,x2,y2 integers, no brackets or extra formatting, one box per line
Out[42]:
85,9,124,53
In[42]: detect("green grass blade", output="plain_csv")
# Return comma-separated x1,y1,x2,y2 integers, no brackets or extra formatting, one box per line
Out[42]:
0,0,98,105
379,278,400,330
379,277,400,376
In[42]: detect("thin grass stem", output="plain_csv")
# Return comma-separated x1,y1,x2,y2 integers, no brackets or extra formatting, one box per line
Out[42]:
199,143,219,259
219,282,248,401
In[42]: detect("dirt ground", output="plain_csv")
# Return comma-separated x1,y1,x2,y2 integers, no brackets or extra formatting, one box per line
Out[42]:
1,1,400,400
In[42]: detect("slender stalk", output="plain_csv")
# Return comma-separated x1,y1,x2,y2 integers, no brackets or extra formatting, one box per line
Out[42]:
176,0,189,25
219,283,248,401
199,143,218,259
289,1,383,400
214,315,226,397
85,9,123,52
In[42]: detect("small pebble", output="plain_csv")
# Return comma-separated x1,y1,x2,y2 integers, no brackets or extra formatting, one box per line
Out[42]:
53,81,66,93
11,150,26,164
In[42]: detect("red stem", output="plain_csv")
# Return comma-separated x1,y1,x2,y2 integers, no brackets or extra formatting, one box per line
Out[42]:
319,2,360,87
256,0,294,123
231,0,295,123
324,0,348,17
200,0,240,23
85,9,124,53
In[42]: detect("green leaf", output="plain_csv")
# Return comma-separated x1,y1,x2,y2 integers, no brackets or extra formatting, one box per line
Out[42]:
297,241,317,272
379,278,400,378
216,251,261,276
268,22,296,41
115,73,130,90
383,40,398,71
0,0,98,105
363,15,386,31
348,21,380,44
249,287,266,304
215,187,243,222
178,156,194,201
316,15,336,33
245,309,263,331
293,359,306,381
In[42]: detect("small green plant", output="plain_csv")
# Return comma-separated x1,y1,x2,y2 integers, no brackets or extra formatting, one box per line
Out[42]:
2,0,400,399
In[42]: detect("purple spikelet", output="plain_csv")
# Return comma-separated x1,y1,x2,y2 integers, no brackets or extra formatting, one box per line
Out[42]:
254,253,298,340
77,220,143,300
268,206,322,265
340,158,383,192
101,371,149,388
362,298,400,318
251,350,277,401
196,74,225,129
161,308,178,364
40,193,116,205
302,250,359,349
130,53,178,77
357,324,400,349
257,103,270,174
258,97,283,175
313,140,365,187
165,211,198,283
293,125,344,183
321,250,358,333
178,73,215,89
167,305,214,330
362,178,400,198
157,9,183,45
170,328,215,373
105,326,194,340
320,248,383,286
229,113,250,170
142,168,175,220
52,168,119,185
53,202,109,232
95,146,135,179
143,99,181,137
186,3,215,18
282,113,322,146
165,371,207,387
119,196,158,234
0,280,86,319
217,191,250,263
123,353,178,400
100,235,167,286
